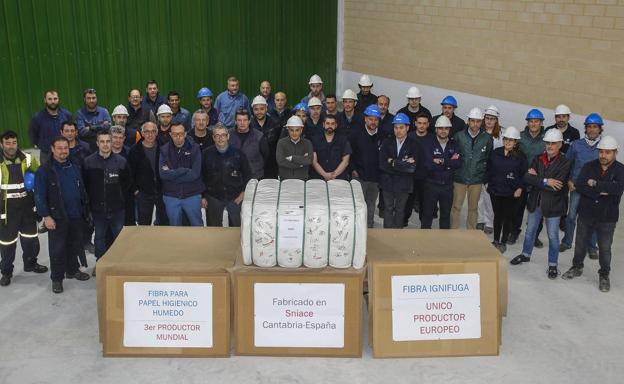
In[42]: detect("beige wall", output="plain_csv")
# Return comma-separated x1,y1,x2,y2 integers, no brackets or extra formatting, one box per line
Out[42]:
343,0,624,121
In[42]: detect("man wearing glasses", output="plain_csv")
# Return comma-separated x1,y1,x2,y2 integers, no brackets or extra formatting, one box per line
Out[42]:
75,88,111,153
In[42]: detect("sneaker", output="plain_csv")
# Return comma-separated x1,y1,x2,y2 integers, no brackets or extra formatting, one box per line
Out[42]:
483,226,493,234
562,265,583,280
548,266,559,280
24,263,48,273
65,271,91,281
599,275,610,292
510,255,531,265
588,249,599,260
0,274,11,287
507,232,519,245
79,266,88,273
476,223,485,231
534,238,544,248
84,242,96,255
559,243,571,252
52,281,63,294
497,243,507,253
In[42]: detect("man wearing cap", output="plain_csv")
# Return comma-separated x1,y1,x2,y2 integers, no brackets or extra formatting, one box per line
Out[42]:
127,89,154,136
377,95,395,139
167,91,191,131
188,110,214,151
311,115,352,181
281,103,309,140
451,108,493,229
355,74,378,114
142,80,166,115
398,86,432,130
379,113,421,228
304,97,325,141
215,77,250,128
201,125,251,227
509,109,546,245
0,131,46,287
546,104,579,155
250,96,281,179
75,88,111,153
257,80,276,112
560,113,603,256
301,74,325,105
229,109,269,180
337,89,364,137
324,94,339,117
156,104,174,146
195,87,219,128
350,105,383,227
28,89,72,164
561,135,624,292
270,92,291,129
431,96,465,137
276,116,314,181
111,104,136,148
511,128,571,280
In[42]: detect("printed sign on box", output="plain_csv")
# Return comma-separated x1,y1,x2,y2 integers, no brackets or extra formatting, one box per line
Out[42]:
254,283,345,348
391,274,481,341
123,282,213,348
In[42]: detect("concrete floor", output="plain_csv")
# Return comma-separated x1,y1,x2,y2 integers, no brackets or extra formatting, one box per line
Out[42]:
1,205,623,384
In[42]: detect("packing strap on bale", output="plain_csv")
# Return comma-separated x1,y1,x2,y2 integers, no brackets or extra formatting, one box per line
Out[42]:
302,181,306,259
249,180,259,263
325,181,331,263
274,180,282,257
349,181,357,266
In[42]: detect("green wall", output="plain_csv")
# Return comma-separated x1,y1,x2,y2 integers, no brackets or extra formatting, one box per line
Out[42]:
0,0,337,147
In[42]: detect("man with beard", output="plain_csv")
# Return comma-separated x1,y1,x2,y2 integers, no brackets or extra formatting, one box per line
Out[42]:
324,94,339,117
304,97,324,141
111,104,137,148
545,104,579,154
142,80,166,115
276,116,314,181
431,96,465,137
195,87,218,128
377,95,395,139
188,110,214,151
156,104,174,146
126,89,154,138
75,88,111,152
311,115,351,181
28,90,72,164
398,86,432,130
167,91,191,131
250,96,281,179
215,77,250,128
301,74,325,105
355,74,378,114
229,109,269,180
337,89,364,137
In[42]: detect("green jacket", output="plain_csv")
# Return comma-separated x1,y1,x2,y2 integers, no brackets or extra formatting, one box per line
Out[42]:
453,128,493,184
0,150,40,222
519,127,545,165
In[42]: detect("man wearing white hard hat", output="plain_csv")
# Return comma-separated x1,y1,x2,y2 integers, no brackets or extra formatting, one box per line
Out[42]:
337,89,364,137
511,128,571,280
111,104,135,148
355,74,378,114
397,86,432,130
275,115,314,180
562,135,624,292
545,104,579,154
250,95,281,179
156,104,174,146
450,107,493,230
304,97,325,140
301,74,325,106
486,127,528,253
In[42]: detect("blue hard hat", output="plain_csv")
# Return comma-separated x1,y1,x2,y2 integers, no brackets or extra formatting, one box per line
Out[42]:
584,113,604,126
525,108,545,120
293,102,309,113
24,171,35,192
197,87,213,99
440,95,458,107
392,113,410,125
364,104,381,118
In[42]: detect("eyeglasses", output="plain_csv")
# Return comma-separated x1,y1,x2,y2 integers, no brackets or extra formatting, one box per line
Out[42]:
213,133,228,138
142,130,157,135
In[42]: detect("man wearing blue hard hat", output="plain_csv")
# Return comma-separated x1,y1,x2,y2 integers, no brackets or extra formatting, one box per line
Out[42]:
195,87,218,128
0,130,47,287
431,95,465,137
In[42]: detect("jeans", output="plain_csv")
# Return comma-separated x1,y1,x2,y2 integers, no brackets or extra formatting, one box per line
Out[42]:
561,191,597,250
205,196,241,227
163,194,203,226
572,217,616,276
92,210,125,260
521,207,561,266
383,191,408,229
421,182,453,229
357,180,379,228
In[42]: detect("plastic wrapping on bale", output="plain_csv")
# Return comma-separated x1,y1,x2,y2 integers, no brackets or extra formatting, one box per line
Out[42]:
277,179,305,268
350,179,368,269
241,179,258,265
303,180,330,268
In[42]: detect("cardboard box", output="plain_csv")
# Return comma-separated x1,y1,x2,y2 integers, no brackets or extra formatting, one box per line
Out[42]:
233,256,365,357
96,226,238,357
367,229,505,358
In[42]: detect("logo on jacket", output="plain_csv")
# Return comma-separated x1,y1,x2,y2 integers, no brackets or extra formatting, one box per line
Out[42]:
506,172,515,180
481,146,487,152
433,149,442,155
231,170,239,177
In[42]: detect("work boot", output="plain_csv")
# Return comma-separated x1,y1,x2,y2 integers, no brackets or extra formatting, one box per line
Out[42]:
92,266,97,277
534,238,544,248
483,226,493,234
52,281,63,294
548,266,559,280
0,274,11,287
588,249,599,260
510,255,531,265
497,242,507,253
562,265,583,280
65,271,91,281
507,231,519,245
84,242,96,255
599,275,610,292
24,263,48,273
476,223,485,231
559,243,571,252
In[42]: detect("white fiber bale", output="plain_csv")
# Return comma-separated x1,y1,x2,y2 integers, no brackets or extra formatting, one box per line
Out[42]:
249,179,280,267
303,179,330,268
240,179,258,265
350,179,368,269
327,179,366,269
276,179,305,268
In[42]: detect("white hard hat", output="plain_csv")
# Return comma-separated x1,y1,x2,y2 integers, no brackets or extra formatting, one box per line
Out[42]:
157,104,173,116
308,74,323,84
112,104,129,116
435,115,452,128
307,97,322,107
484,105,500,118
406,86,422,98
342,89,358,100
554,104,571,115
358,74,373,87
467,107,484,120
503,126,521,140
285,115,304,127
543,128,564,142
597,135,618,150
251,95,268,107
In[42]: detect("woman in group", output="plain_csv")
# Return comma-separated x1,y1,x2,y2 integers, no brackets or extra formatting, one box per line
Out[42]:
477,105,504,233
486,126,528,253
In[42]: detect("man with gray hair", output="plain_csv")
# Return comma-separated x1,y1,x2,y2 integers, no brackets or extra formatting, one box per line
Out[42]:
110,125,129,158
189,110,214,150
